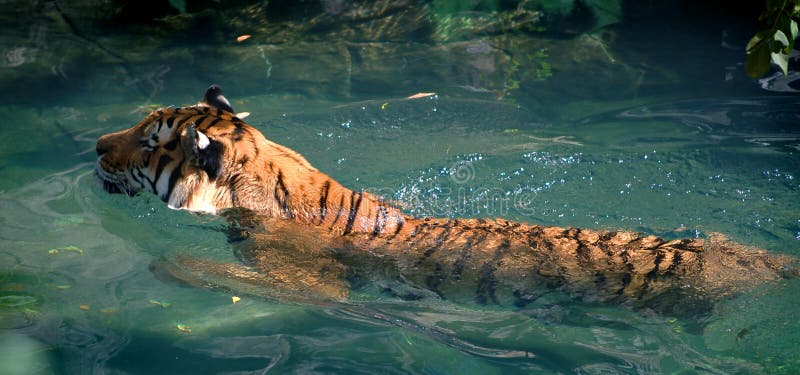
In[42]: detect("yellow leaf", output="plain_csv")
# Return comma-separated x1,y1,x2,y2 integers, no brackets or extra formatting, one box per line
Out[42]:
79,304,90,310
381,102,388,110
237,35,252,42
176,324,192,333
61,246,84,254
406,92,435,99
100,308,118,314
231,296,241,304
149,300,171,308
48,245,84,255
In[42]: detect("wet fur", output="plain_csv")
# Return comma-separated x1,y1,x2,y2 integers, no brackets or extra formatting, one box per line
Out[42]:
96,90,798,314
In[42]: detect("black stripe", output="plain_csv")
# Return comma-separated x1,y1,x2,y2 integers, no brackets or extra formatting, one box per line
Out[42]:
194,116,210,127
207,118,221,128
166,159,185,201
425,263,446,299
475,240,509,305
330,195,345,229
342,192,363,235
163,138,179,151
153,154,174,199
668,250,682,273
371,205,387,236
129,168,146,189
138,169,155,192
229,174,239,207
389,216,405,239
413,225,453,267
573,229,592,269
232,123,245,141
166,116,176,128
318,180,330,224
451,232,481,280
274,171,293,218
175,116,192,128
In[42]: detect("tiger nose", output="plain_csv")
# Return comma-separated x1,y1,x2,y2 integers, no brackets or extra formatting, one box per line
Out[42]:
96,144,108,156
96,135,112,156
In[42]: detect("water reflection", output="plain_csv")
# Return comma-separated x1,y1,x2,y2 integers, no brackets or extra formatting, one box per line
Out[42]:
578,96,800,145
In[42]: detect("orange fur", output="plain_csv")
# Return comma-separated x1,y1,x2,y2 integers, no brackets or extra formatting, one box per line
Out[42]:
95,94,798,310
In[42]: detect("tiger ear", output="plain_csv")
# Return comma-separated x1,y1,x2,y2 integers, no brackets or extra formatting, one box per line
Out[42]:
181,123,208,152
181,123,222,179
202,85,234,113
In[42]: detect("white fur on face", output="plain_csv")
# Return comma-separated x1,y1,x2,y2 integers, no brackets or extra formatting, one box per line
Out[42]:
167,172,219,215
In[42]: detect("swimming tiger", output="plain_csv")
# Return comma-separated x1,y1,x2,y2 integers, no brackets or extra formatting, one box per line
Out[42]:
95,86,798,314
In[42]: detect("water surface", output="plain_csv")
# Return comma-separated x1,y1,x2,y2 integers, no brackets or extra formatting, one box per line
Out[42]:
1,5,799,374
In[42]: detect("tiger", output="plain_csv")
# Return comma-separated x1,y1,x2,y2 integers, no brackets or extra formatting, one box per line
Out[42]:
95,86,798,315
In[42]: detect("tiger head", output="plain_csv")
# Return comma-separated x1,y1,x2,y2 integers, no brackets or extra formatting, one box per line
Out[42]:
95,85,315,215
96,86,405,233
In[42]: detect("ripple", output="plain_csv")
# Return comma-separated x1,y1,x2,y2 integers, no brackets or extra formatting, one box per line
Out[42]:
578,96,800,138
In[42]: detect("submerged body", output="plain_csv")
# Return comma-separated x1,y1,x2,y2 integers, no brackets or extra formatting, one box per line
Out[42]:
96,87,796,314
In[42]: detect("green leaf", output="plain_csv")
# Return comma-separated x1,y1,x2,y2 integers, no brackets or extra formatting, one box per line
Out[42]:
791,20,798,40
774,30,790,47
746,31,767,53
771,52,790,76
746,41,772,78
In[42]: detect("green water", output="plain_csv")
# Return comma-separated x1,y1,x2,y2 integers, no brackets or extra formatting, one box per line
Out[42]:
2,4,800,374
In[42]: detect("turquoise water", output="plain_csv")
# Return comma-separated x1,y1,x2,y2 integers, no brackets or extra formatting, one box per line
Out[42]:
2,5,800,374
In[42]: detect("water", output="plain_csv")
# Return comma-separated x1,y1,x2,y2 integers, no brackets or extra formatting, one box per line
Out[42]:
2,4,800,374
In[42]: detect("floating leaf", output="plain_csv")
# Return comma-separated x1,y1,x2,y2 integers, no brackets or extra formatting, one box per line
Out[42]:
380,102,388,110
236,35,251,42
99,308,118,314
149,299,171,308
791,20,799,40
406,92,436,99
231,296,241,304
79,304,90,310
176,324,192,333
55,285,71,290
48,245,84,255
